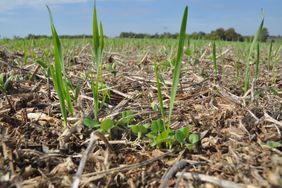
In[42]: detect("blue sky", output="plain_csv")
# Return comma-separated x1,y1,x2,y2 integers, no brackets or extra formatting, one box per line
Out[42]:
0,0,281,38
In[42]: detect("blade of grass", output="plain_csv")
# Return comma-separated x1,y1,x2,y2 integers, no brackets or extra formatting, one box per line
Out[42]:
244,16,264,94
47,5,74,127
267,41,273,70
168,6,188,126
154,63,165,124
93,3,99,52
255,42,260,79
212,41,218,77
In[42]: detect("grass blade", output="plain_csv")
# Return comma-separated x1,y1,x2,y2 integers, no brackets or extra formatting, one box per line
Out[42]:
255,42,260,79
93,2,100,60
267,41,273,70
212,41,218,76
244,17,264,94
154,63,165,124
168,6,188,125
47,5,74,127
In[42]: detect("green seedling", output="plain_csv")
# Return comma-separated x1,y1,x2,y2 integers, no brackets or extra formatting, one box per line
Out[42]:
255,42,260,79
130,123,150,139
168,6,188,125
117,110,135,126
267,41,273,70
83,117,100,129
175,127,189,145
47,6,74,127
146,119,174,148
108,62,117,76
186,133,200,151
91,2,105,121
0,73,12,93
212,41,218,77
146,6,199,149
271,44,282,84
235,55,241,81
154,64,165,123
244,14,264,94
83,117,114,134
0,73,14,111
266,140,281,148
100,118,114,133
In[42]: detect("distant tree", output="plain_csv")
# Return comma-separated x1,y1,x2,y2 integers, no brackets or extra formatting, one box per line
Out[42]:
210,28,225,40
259,27,269,42
224,28,236,41
224,28,244,41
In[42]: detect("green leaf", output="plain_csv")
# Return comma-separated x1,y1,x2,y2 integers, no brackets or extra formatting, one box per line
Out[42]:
83,117,99,128
266,140,281,148
270,87,279,96
155,129,174,148
151,119,165,133
99,21,104,52
154,64,165,123
91,80,99,121
0,73,4,86
212,41,218,76
185,48,192,56
244,15,264,93
189,133,200,144
130,124,150,136
151,102,159,112
175,127,189,144
118,110,135,125
168,6,188,125
92,2,100,57
35,60,48,69
100,118,114,133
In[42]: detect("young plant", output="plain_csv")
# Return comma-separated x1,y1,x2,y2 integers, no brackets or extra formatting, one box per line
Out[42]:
244,15,264,94
271,44,282,84
91,2,105,121
47,6,74,127
168,5,188,126
146,6,200,149
255,42,260,79
0,73,13,111
212,41,218,77
267,41,273,70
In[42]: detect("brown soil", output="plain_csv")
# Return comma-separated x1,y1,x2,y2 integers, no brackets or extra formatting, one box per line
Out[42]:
0,45,281,188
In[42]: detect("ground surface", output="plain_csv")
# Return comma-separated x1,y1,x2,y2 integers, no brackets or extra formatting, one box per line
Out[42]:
0,39,282,188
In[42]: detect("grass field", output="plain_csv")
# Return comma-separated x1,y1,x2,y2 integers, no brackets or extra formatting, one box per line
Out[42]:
1,27,282,187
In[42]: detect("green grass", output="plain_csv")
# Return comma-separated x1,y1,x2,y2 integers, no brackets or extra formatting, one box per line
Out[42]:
91,3,105,121
244,16,264,94
168,6,188,126
47,6,74,127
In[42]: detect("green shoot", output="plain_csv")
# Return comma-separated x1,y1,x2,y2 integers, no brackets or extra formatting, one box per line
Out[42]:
244,16,264,94
271,44,282,84
154,63,165,124
255,42,260,79
47,6,74,127
212,41,218,77
91,2,105,121
168,6,188,126
267,41,273,70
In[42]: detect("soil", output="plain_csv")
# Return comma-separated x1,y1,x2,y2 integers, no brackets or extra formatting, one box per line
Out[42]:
0,44,281,188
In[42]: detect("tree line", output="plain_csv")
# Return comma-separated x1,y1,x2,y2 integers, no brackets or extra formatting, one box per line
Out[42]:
4,27,276,42
119,27,270,42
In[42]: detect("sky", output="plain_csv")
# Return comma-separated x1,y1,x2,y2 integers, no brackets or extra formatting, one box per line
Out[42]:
0,0,281,38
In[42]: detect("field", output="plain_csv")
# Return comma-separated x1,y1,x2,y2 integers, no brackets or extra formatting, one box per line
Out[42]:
1,33,282,188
